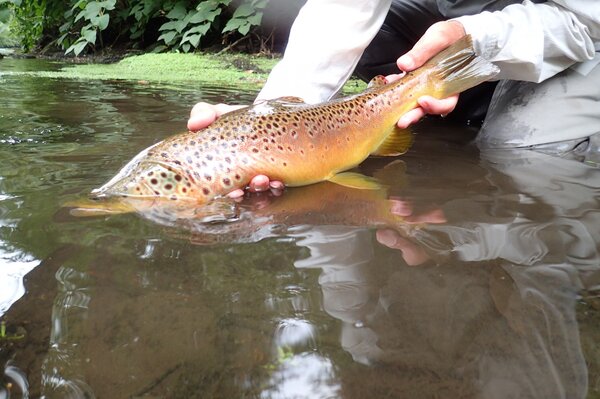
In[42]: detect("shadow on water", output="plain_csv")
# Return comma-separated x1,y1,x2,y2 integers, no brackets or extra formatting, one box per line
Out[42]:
1,58,599,398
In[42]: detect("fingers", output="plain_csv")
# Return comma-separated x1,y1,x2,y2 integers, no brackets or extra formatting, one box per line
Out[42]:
248,175,271,192
226,175,285,199
396,20,466,72
397,107,426,129
187,102,217,131
376,229,431,266
187,103,245,131
384,72,406,84
418,95,458,116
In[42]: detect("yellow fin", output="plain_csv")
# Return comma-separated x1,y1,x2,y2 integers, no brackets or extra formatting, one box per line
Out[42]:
367,75,387,89
328,172,383,190
371,127,414,156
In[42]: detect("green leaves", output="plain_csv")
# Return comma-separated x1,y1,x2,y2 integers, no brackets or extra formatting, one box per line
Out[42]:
9,0,271,55
63,0,116,55
157,0,228,52
157,0,268,53
222,0,267,37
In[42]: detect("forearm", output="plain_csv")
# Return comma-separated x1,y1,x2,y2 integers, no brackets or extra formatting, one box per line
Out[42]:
454,0,599,82
256,0,391,104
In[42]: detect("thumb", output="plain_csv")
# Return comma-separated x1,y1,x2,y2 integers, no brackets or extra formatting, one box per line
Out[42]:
397,21,466,72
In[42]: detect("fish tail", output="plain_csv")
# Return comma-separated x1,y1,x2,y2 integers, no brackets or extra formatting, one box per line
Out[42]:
426,35,499,97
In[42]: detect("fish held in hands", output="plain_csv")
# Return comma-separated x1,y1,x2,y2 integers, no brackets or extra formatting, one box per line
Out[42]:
91,35,498,203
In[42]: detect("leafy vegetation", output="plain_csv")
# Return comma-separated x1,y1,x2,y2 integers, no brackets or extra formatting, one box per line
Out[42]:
2,0,276,55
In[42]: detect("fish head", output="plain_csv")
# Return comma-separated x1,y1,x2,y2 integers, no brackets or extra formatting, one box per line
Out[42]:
91,142,201,202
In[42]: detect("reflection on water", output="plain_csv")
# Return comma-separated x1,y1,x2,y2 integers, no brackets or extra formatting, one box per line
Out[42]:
0,58,599,398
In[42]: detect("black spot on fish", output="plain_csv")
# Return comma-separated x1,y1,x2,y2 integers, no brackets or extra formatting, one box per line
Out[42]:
161,172,167,178
150,178,158,185
165,184,173,190
175,175,182,182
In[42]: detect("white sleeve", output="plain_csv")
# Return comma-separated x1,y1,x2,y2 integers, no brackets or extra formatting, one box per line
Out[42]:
256,0,391,104
453,0,600,82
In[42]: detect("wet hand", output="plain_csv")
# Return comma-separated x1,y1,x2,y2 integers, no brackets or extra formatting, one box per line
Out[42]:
227,177,285,199
187,102,285,197
389,20,466,129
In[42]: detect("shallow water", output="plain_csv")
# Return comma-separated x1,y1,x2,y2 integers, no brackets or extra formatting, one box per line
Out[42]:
0,58,599,399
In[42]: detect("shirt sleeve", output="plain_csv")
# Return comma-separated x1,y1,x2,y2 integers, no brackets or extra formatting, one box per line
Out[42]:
453,0,600,82
256,0,392,104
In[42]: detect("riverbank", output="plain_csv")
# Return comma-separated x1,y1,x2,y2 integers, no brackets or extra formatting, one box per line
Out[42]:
0,49,367,93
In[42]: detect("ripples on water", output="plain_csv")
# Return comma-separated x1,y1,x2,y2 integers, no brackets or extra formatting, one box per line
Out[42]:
0,58,599,398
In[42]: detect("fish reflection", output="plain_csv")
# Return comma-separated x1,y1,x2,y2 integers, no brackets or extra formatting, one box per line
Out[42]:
275,149,599,398
11,145,600,398
68,160,420,245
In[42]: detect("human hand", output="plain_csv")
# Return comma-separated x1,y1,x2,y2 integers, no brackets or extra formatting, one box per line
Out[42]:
376,198,446,266
389,20,466,129
187,102,285,197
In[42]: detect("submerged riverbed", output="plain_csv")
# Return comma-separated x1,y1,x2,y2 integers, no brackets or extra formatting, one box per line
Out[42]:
0,57,599,398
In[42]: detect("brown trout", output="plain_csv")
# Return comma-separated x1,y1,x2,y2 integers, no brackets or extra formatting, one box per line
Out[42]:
91,35,498,203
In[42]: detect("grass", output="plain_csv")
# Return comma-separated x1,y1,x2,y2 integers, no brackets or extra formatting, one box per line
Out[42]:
1,51,367,93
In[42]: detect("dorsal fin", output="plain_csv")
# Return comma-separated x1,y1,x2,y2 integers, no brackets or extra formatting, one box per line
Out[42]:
272,96,306,104
367,75,387,89
371,127,414,156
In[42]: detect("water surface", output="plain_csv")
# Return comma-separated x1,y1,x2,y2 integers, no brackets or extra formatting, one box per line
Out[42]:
0,58,599,399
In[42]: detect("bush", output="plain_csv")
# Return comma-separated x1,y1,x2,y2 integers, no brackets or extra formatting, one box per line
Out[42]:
6,0,272,55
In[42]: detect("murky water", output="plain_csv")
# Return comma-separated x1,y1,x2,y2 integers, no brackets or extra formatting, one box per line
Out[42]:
1,57,599,399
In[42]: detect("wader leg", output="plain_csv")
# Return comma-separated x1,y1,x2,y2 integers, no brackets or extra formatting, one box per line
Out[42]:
478,61,600,164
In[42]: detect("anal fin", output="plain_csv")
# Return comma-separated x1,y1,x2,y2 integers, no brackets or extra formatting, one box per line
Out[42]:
328,172,383,190
371,127,414,156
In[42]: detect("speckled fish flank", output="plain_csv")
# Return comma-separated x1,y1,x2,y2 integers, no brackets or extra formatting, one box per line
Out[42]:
92,35,499,203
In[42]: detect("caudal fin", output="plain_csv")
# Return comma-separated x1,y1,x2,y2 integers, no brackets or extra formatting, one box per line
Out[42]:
425,35,499,97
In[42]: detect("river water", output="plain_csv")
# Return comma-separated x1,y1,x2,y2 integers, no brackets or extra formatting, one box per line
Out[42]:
0,57,599,398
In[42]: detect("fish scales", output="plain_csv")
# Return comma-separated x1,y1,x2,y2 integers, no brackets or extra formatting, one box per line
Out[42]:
91,35,499,204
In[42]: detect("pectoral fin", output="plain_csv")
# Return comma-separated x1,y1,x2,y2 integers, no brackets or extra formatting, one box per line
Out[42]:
64,198,136,217
371,127,414,156
328,172,383,190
